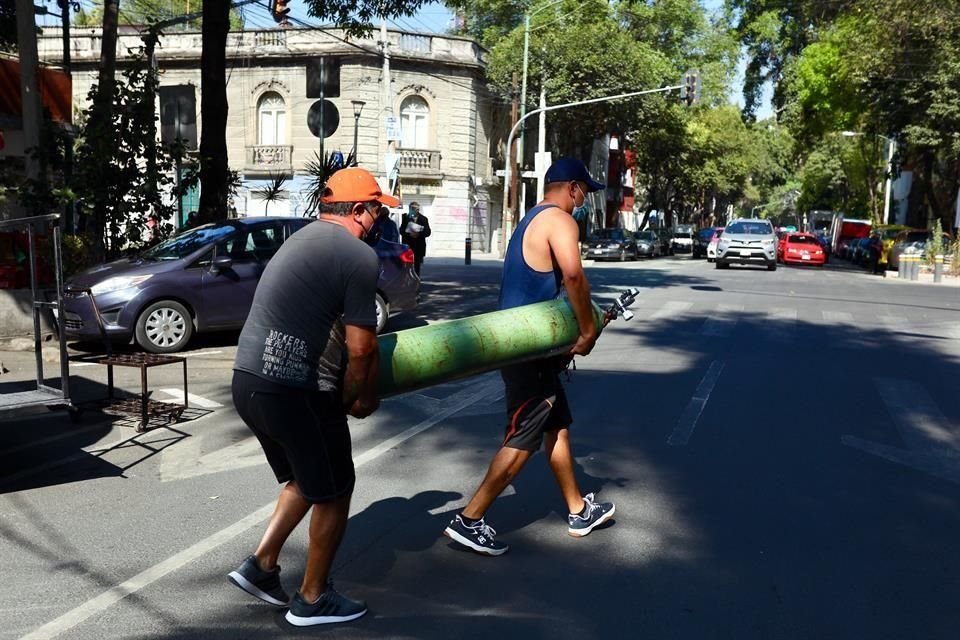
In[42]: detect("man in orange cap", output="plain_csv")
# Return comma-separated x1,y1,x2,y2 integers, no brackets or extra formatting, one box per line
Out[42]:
229,167,399,626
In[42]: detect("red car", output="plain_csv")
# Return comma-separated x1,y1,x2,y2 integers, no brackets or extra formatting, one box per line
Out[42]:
781,232,826,266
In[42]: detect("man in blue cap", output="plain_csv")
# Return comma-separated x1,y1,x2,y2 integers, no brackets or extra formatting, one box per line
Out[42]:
443,157,616,556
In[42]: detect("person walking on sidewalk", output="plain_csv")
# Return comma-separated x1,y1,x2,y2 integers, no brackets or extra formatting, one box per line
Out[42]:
400,202,431,276
443,157,616,557
228,167,396,626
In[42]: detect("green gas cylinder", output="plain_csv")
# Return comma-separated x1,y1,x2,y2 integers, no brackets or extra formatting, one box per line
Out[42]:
376,298,605,398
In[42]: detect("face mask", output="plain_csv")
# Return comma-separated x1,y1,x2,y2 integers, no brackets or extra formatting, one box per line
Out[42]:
572,205,588,222
361,211,383,246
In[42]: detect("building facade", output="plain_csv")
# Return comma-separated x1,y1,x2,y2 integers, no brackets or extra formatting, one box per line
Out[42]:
37,26,500,252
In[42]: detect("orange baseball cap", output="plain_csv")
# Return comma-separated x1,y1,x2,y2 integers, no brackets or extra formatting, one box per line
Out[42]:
321,167,400,207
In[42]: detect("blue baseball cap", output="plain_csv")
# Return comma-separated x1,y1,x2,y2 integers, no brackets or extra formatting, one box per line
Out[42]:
544,157,605,192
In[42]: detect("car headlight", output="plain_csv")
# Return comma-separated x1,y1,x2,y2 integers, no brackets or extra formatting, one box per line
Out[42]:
90,274,153,295
718,239,730,249
608,243,621,249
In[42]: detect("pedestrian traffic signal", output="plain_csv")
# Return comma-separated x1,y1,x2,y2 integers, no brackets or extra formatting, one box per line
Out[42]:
682,69,701,107
272,0,291,24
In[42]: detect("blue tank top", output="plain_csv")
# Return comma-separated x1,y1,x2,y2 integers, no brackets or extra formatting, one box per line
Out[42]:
498,204,563,310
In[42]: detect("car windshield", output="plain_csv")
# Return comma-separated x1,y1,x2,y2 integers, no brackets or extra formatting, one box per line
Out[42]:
881,228,902,240
726,221,773,235
635,230,656,241
676,225,694,236
595,229,627,241
903,231,930,243
698,229,715,241
788,235,817,244
141,224,238,261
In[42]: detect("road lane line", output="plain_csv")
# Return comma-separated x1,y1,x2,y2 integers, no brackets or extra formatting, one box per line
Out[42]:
873,378,960,454
18,376,502,640
763,307,797,341
701,304,742,337
156,389,223,409
649,301,693,321
667,361,725,446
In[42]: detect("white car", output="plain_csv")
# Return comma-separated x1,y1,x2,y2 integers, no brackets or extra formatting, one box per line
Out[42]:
672,224,695,254
706,229,723,262
715,219,778,271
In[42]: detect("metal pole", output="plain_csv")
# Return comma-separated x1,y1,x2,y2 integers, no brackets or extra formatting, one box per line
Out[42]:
500,84,682,257
934,254,944,283
59,0,75,233
319,59,325,165
536,84,546,201
519,14,530,169
882,137,895,225
353,113,360,162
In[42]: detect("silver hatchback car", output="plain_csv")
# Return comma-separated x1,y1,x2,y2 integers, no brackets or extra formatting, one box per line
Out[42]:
716,219,777,271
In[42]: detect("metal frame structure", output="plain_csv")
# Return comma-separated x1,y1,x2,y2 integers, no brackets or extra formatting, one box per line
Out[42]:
0,213,74,417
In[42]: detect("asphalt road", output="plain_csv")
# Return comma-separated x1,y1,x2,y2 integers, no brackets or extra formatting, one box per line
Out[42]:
2,255,959,639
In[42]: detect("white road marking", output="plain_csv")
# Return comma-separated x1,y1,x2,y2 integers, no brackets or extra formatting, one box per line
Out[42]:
649,301,693,321
156,389,223,409
880,316,909,331
873,379,959,454
842,379,960,485
701,304,742,337
763,307,797,341
159,436,264,482
667,361,725,446
823,311,856,347
184,350,224,357
70,362,98,367
20,376,503,640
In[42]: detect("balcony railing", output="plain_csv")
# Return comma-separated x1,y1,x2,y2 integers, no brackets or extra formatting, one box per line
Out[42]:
246,145,293,174
398,148,441,176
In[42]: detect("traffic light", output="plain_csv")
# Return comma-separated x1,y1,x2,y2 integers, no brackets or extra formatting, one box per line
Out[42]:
682,69,701,107
272,0,291,24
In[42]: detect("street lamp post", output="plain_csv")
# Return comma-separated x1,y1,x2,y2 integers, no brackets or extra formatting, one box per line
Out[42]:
520,0,565,166
351,100,365,162
841,131,897,225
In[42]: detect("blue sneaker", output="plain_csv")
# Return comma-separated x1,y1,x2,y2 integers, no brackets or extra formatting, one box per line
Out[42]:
227,555,290,606
444,514,509,556
567,493,616,537
285,583,368,627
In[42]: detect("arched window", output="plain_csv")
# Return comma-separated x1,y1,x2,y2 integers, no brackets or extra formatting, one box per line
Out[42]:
399,95,429,148
257,92,286,145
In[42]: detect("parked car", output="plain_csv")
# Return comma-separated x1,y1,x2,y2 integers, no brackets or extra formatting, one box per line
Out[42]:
693,227,717,258
850,237,873,265
706,228,724,262
654,228,674,256
633,229,662,258
61,217,419,353
888,228,952,270
581,228,638,261
715,218,777,270
872,225,909,270
671,224,695,254
780,232,826,266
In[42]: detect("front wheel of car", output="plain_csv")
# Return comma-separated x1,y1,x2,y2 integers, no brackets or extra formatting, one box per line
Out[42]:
767,263,777,272
715,260,727,269
375,293,388,334
135,300,193,353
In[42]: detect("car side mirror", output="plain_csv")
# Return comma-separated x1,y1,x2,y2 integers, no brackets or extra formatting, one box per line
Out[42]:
210,255,233,274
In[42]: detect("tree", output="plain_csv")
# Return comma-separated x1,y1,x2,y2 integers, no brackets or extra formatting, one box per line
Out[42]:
194,0,427,224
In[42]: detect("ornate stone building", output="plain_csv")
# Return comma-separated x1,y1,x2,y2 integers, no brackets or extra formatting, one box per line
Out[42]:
38,26,500,252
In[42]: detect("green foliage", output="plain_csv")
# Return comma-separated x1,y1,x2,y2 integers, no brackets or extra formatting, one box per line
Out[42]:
303,149,358,217
75,1,245,30
252,173,289,216
925,219,944,267
60,233,94,277
0,0,14,51
304,0,428,36
73,46,179,256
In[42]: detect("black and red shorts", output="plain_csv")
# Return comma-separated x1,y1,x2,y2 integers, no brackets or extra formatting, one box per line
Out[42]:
500,357,573,451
